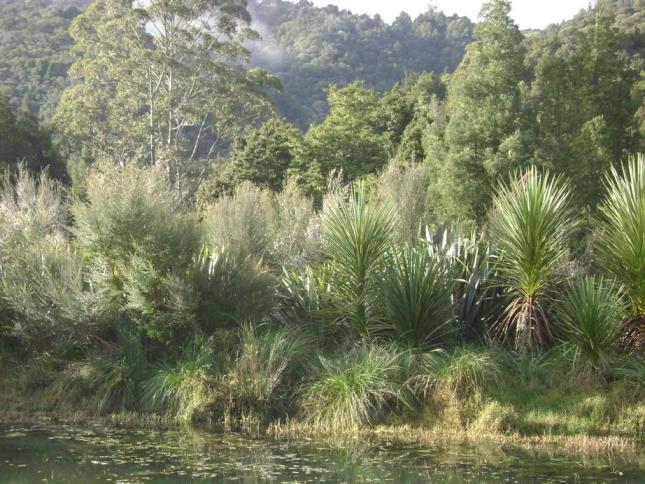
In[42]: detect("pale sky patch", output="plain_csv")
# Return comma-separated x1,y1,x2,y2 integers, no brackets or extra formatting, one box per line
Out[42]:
301,0,596,30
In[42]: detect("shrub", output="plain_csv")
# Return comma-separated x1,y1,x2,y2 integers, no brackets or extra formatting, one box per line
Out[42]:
0,164,67,251
270,178,321,271
375,160,429,244
202,181,275,262
193,247,276,331
72,164,201,342
322,183,395,339
381,245,454,348
555,277,626,372
300,344,407,428
0,166,98,350
489,167,576,350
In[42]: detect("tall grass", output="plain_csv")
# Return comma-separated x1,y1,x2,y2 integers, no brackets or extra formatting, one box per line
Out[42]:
89,326,148,414
489,167,576,350
143,336,219,422
375,160,429,244
218,323,312,419
300,344,407,428
322,183,395,339
202,181,275,262
555,277,626,372
381,246,454,348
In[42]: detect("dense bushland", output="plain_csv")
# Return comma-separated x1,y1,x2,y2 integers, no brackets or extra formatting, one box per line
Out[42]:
0,0,642,444
0,155,642,442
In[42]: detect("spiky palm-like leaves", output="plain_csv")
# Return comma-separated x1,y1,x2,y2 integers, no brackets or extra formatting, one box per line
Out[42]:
490,167,576,350
555,277,626,371
322,183,395,339
426,229,500,341
595,155,644,351
381,246,454,348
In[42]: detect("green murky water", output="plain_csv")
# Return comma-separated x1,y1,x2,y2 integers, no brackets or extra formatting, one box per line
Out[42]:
0,423,643,482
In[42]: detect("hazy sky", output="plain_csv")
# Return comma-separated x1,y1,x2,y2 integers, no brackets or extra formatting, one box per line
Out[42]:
306,0,596,29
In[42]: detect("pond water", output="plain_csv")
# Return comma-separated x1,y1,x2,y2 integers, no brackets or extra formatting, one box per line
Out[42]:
0,423,643,482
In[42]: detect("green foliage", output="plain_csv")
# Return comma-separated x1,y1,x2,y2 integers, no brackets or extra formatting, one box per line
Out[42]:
203,181,275,262
193,247,275,332
426,230,501,340
300,344,407,428
0,94,67,180
596,155,645,316
143,336,220,422
489,167,576,350
72,164,201,341
555,277,626,371
218,323,312,419
225,119,305,192
0,165,93,349
0,0,86,121
381,246,454,348
408,346,501,400
247,0,473,128
54,0,276,177
322,183,395,339
375,159,429,244
428,0,530,226
530,3,642,208
90,326,148,414
302,82,392,181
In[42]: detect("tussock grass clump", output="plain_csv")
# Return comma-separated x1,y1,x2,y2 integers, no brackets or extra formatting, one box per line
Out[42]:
300,344,407,429
215,323,312,421
89,327,148,414
409,346,501,401
143,336,220,422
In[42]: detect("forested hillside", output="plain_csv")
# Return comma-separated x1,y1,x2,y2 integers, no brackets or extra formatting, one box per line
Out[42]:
0,0,473,126
246,0,474,127
0,0,91,120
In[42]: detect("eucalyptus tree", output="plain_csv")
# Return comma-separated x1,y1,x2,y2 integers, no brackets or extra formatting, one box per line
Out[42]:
55,0,279,187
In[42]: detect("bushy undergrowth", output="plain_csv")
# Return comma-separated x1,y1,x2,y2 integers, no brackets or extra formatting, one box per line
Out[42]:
0,157,643,442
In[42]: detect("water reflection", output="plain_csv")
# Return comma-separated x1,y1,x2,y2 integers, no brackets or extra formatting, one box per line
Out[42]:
0,423,642,482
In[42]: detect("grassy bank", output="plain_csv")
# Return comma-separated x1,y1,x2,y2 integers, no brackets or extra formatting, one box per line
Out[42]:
1,345,642,454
